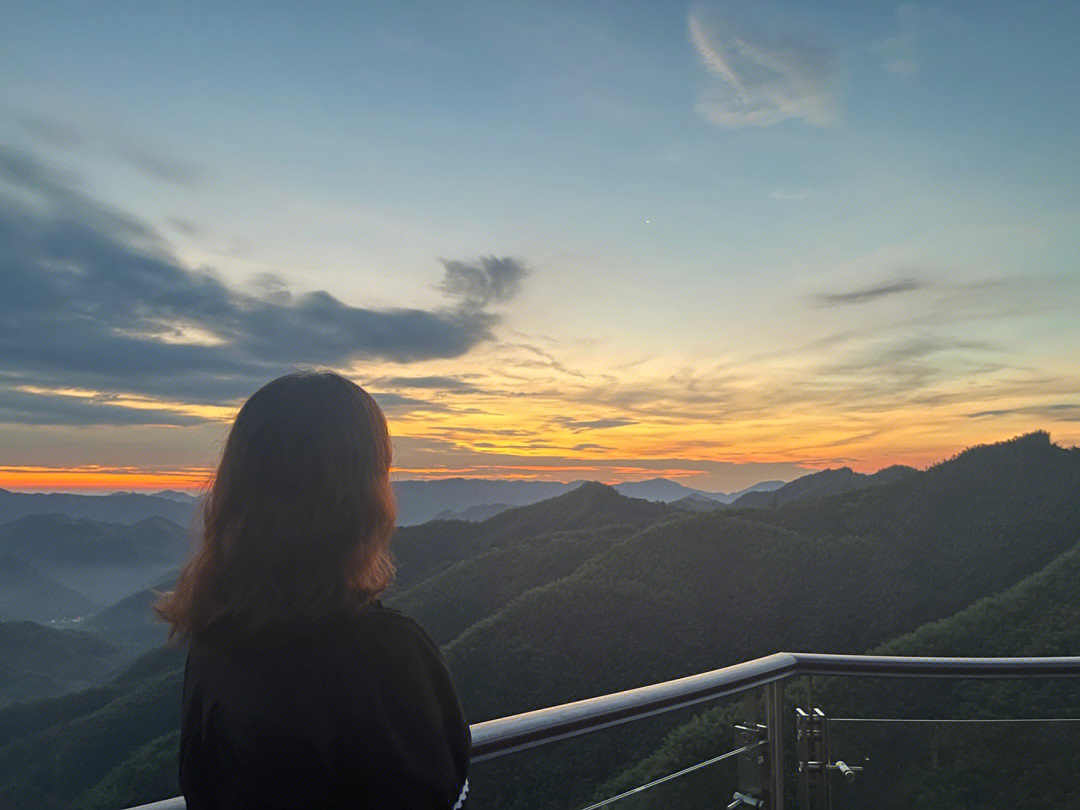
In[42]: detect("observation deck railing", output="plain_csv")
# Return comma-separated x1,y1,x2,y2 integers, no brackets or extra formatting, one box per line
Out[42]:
127,652,1080,810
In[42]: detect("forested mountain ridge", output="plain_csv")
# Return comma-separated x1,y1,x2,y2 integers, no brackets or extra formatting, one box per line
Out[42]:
597,536,1080,809
0,622,124,706
389,481,675,590
731,464,916,508
386,524,637,645
446,435,1080,723
1,432,1077,810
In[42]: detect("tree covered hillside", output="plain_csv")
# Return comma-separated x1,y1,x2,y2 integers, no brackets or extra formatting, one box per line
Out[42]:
389,481,675,590
598,512,1080,808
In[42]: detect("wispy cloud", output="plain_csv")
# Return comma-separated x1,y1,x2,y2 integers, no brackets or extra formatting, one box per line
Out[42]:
372,375,478,392
112,141,204,186
15,113,206,186
552,417,638,432
688,4,838,128
0,147,527,425
771,188,813,201
17,114,84,150
815,278,927,307
968,404,1080,422
872,4,942,76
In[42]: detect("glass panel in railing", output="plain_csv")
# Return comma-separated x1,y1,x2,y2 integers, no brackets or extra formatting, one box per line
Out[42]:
804,676,1080,809
466,688,775,810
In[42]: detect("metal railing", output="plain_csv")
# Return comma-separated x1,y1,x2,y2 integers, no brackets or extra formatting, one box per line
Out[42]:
126,652,1080,810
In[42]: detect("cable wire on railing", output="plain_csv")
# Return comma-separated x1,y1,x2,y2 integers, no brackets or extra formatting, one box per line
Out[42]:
575,740,767,810
830,717,1080,724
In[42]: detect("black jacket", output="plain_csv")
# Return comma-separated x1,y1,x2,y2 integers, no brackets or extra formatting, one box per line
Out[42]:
180,602,470,809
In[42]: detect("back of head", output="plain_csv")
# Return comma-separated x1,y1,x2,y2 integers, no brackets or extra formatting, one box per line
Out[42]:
158,370,397,643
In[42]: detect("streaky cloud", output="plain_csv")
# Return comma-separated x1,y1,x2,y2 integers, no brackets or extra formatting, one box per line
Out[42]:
17,114,84,150
968,404,1080,422
553,416,638,432
815,278,927,307
112,140,205,186
373,375,478,392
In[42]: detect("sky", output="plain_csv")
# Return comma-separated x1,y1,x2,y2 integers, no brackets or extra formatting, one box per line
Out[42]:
1,1,1078,492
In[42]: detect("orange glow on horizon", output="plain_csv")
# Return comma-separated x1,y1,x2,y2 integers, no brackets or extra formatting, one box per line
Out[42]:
0,465,215,493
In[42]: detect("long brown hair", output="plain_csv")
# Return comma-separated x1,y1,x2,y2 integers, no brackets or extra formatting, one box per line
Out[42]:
157,370,396,643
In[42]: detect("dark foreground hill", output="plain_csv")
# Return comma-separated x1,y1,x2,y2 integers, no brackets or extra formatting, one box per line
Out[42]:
1,432,1077,810
387,524,638,645
0,622,124,707
600,536,1080,809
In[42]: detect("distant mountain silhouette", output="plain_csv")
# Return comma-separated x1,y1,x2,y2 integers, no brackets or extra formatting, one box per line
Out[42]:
433,503,513,522
0,478,793,529
148,491,200,504
393,477,796,524
475,481,675,540
0,554,99,623
614,477,793,503
669,493,726,512
723,479,787,501
0,490,197,527
392,479,579,525
732,464,916,508
611,478,720,502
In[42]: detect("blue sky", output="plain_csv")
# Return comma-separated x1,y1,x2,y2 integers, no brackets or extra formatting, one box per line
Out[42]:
1,2,1078,490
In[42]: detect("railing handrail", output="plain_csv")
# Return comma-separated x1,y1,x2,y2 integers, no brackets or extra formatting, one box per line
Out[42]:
787,652,1080,678
126,652,1080,810
471,652,797,760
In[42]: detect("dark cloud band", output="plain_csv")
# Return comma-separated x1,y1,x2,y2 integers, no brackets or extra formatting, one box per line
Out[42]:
0,147,527,426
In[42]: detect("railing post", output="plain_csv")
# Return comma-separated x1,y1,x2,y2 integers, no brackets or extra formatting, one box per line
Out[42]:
766,680,785,809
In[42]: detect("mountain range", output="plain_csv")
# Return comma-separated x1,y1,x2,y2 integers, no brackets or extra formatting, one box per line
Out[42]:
0,432,1077,809
0,477,793,529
